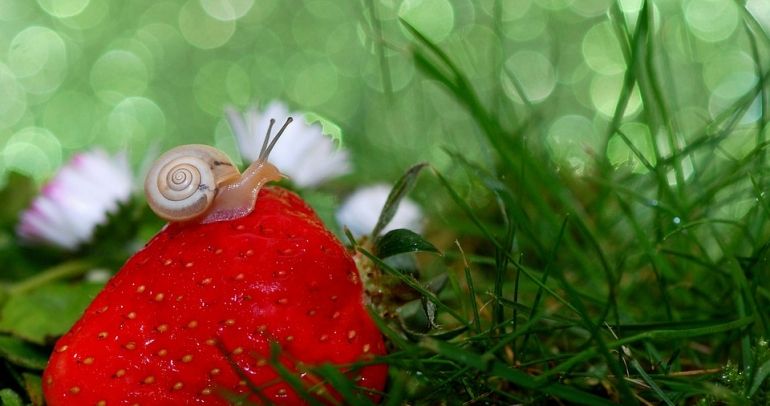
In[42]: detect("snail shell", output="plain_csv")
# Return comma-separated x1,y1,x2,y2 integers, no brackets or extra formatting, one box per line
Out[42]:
144,145,240,222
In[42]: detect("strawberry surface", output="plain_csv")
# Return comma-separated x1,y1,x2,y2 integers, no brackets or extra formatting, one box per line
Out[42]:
43,186,388,405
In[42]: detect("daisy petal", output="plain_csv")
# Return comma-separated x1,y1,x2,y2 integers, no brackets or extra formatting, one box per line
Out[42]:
225,102,352,187
16,149,134,250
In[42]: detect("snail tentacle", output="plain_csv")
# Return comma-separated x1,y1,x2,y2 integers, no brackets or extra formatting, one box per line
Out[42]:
262,117,293,160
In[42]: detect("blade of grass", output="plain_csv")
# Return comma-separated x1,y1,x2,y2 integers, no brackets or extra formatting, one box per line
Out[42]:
493,219,514,341
371,163,428,238
455,241,481,333
267,343,328,406
747,358,770,397
362,0,393,99
630,359,674,406
312,364,374,405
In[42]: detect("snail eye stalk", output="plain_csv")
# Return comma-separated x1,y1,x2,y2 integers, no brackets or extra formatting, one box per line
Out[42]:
259,117,293,162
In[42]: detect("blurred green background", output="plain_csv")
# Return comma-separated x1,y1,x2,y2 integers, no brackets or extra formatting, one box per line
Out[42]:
0,0,767,188
3,2,770,402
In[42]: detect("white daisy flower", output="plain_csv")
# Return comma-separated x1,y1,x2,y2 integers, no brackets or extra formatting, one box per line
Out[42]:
336,184,424,238
16,150,133,250
225,101,351,188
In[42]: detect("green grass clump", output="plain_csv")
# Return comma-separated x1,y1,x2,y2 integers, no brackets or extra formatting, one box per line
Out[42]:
347,2,770,404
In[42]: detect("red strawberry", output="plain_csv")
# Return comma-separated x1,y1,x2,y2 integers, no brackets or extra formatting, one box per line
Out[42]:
43,186,388,405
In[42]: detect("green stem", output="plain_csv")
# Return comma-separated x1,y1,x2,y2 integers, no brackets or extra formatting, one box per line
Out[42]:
7,261,94,296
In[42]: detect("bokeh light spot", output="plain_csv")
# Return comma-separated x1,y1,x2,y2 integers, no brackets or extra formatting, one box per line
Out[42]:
58,0,108,29
36,0,90,18
105,97,166,153
8,26,66,78
502,6,546,42
361,53,415,93
582,21,625,75
226,63,251,107
702,51,756,100
42,91,98,149
237,0,276,21
194,60,249,116
546,115,599,175
90,50,149,104
479,0,532,19
292,7,335,50
9,27,68,95
178,0,235,49
447,25,501,82
306,0,345,20
2,143,50,181
590,73,641,118
684,0,738,43
199,0,253,21
326,23,366,78
503,50,556,103
570,0,612,17
136,23,187,70
213,118,243,167
399,0,455,43
0,0,34,22
536,0,574,11
3,127,62,181
0,63,27,130
289,62,339,107
606,122,656,173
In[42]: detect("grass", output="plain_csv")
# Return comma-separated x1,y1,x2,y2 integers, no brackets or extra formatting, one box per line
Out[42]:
335,1,770,404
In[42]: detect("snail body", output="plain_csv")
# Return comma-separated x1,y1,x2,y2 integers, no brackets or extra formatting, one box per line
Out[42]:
145,118,291,223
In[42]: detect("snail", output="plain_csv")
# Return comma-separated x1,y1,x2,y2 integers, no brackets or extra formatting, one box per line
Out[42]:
145,117,292,223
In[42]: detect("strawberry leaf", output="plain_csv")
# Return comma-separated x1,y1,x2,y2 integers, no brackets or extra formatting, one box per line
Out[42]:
425,273,448,294
0,282,104,345
402,325,468,342
83,200,142,265
0,335,47,370
376,229,439,258
397,299,432,333
0,389,22,406
22,373,43,406
0,172,35,229
371,163,428,238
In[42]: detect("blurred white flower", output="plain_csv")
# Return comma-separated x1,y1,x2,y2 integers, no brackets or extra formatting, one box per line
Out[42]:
16,150,133,250
336,184,424,238
225,101,351,188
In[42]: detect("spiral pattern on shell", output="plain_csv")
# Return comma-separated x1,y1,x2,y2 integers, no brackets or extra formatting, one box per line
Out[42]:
144,145,239,221
161,162,202,201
